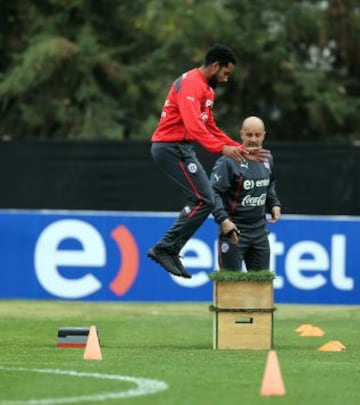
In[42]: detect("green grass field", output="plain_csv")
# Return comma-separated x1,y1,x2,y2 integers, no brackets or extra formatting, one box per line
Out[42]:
0,301,359,405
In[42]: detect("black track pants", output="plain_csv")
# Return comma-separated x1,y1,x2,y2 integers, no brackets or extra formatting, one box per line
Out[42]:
218,226,270,271
151,142,215,254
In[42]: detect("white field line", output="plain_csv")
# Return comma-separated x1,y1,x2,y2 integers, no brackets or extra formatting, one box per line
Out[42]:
0,367,168,404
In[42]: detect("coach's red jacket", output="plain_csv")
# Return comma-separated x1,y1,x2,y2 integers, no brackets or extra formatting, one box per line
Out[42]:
151,68,241,154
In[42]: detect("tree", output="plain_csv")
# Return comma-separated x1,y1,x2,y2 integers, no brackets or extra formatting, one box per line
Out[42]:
0,0,359,143
216,0,360,142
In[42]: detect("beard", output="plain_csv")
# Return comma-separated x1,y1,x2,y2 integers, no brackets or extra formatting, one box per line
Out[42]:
208,74,219,89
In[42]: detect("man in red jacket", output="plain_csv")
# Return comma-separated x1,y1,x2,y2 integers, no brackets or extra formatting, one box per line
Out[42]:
148,44,269,279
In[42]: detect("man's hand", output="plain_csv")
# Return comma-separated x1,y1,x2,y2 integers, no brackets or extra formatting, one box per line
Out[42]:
267,206,281,223
222,145,247,162
222,145,270,163
220,219,240,244
245,146,271,163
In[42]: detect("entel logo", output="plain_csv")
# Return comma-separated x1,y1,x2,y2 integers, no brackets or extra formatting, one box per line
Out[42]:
176,234,354,291
34,219,139,299
34,219,355,300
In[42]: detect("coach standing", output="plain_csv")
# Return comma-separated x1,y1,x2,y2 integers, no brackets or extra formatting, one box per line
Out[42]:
148,44,269,279
210,116,281,272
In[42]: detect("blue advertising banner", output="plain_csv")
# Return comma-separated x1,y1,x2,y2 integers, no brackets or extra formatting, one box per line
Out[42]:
0,210,359,304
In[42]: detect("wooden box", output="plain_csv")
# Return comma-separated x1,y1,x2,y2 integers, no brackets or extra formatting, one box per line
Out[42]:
213,280,275,350
214,281,273,308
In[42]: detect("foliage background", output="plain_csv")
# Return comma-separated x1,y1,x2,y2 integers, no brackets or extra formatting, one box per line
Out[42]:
1,0,360,143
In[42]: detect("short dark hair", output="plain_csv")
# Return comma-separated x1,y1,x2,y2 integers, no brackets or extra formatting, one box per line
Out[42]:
204,44,238,67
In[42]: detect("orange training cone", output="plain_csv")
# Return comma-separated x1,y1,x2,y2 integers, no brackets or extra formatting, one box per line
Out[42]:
260,350,286,397
333,340,346,350
83,325,102,360
295,323,313,333
299,326,325,337
318,340,346,352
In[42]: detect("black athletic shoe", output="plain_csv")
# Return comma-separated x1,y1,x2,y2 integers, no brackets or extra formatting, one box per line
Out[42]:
148,247,183,277
171,254,192,279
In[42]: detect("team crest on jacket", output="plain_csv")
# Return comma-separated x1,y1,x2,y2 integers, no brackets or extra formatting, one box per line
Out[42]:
220,241,230,253
187,162,198,173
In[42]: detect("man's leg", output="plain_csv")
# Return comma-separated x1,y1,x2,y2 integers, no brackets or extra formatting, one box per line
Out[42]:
218,229,253,271
149,142,215,277
218,236,242,271
243,227,270,271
